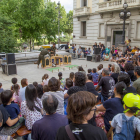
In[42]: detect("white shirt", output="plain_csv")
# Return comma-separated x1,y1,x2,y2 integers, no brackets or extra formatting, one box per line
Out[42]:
43,79,49,85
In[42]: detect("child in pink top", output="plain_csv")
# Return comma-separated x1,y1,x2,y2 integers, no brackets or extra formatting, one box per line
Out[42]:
13,84,20,104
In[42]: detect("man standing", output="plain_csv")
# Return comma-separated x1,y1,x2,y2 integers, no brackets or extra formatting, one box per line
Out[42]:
31,95,68,140
37,49,51,68
77,46,82,58
96,68,115,102
51,43,57,56
133,66,140,95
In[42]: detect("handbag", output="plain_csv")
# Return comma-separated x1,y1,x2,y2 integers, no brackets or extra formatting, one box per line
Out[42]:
65,125,77,140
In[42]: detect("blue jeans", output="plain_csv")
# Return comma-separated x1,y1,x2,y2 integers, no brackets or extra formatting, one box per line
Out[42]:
98,93,108,103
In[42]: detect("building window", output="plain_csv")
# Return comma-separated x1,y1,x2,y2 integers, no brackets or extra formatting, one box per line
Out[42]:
81,0,87,7
137,22,140,39
81,21,86,36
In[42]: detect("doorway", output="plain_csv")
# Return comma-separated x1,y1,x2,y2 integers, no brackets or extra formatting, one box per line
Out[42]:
113,31,123,47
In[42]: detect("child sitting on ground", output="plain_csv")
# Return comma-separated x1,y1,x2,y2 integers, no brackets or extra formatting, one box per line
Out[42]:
64,78,73,115
104,53,109,61
108,93,140,140
1,90,24,127
103,53,106,60
13,84,20,104
11,77,17,91
58,72,65,90
0,83,3,94
42,74,49,86
91,68,99,85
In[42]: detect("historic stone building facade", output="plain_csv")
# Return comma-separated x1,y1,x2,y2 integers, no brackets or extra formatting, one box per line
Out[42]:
73,0,140,49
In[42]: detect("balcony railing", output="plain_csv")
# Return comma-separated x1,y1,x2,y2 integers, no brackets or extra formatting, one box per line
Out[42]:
73,7,91,17
97,0,140,13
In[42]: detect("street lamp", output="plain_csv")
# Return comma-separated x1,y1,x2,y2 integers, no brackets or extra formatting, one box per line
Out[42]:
55,1,61,49
119,2,131,44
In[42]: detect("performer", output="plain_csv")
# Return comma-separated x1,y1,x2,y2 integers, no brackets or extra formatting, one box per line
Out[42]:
37,49,51,68
50,43,57,56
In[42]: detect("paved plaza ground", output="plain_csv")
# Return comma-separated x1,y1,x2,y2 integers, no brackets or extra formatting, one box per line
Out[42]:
0,59,114,90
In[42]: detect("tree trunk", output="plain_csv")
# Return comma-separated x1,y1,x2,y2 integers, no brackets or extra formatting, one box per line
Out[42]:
30,38,32,52
33,39,34,50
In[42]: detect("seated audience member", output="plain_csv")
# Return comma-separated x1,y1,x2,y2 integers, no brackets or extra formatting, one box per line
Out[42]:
97,82,126,132
96,69,115,102
11,77,17,91
58,72,65,90
118,73,137,93
97,64,103,75
131,46,137,55
19,78,28,103
0,83,3,94
78,66,85,73
124,54,128,60
42,74,49,86
110,63,120,84
43,85,48,93
124,62,137,82
109,93,140,140
135,48,139,56
13,84,20,104
105,47,110,55
86,74,98,96
133,66,140,94
118,49,122,57
69,72,74,82
87,69,92,74
125,45,132,54
56,91,107,140
104,53,109,61
110,56,115,62
115,54,119,61
42,77,64,115
63,78,73,115
1,90,24,127
118,60,125,72
91,68,99,85
32,95,68,140
36,84,43,99
102,53,106,60
64,72,87,99
108,64,112,72
21,84,43,130
0,111,13,140
33,81,38,88
87,48,91,54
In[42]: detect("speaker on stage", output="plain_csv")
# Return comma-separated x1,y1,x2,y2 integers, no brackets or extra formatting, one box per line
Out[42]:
87,55,92,61
94,48,101,55
6,53,15,64
2,63,17,75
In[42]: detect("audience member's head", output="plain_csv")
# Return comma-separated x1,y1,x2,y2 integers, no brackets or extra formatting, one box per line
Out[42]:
43,95,58,115
43,85,48,93
36,84,43,99
88,69,92,74
0,111,2,127
124,62,134,72
87,74,93,81
58,72,62,80
67,91,97,124
33,82,38,88
1,90,13,106
44,74,49,80
111,63,120,73
13,84,20,95
102,68,109,76
11,77,17,85
134,66,140,77
78,66,84,72
69,72,74,80
21,78,28,88
114,82,127,99
97,64,103,71
118,73,130,87
74,72,86,86
92,68,97,73
65,78,73,89
0,83,2,88
25,84,38,111
48,77,60,92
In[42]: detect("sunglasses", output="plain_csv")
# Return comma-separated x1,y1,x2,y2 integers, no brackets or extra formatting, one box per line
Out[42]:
91,106,97,112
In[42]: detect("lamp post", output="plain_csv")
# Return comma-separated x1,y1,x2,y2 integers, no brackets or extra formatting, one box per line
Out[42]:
55,1,60,49
119,2,131,45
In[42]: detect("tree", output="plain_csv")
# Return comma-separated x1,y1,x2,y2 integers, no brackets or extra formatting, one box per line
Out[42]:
16,0,44,51
0,14,18,53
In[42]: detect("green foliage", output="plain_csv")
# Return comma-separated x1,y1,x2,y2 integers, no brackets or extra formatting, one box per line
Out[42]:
0,14,18,53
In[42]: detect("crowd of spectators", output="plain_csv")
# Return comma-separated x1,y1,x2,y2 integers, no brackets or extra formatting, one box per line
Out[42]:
1,44,140,139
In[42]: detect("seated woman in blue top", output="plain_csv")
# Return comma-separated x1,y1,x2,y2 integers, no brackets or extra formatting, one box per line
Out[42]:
1,90,24,127
96,82,126,132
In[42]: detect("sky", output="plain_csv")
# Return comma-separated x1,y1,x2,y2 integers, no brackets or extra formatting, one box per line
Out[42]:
51,0,73,13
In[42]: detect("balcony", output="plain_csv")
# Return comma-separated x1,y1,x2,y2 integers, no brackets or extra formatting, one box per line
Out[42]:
97,0,140,13
73,7,91,17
